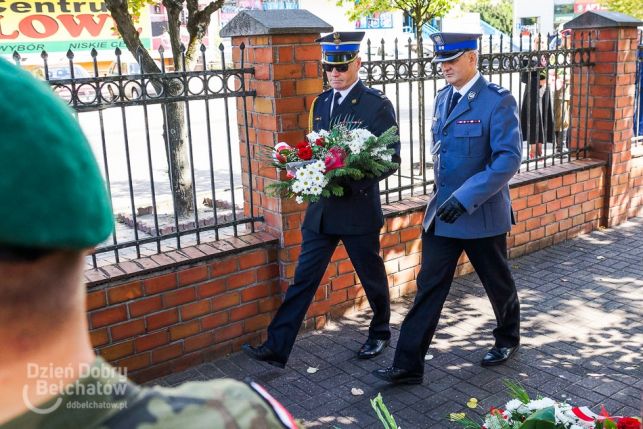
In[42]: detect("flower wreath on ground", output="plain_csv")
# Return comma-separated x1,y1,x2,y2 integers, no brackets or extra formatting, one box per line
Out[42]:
449,380,641,429
265,123,399,204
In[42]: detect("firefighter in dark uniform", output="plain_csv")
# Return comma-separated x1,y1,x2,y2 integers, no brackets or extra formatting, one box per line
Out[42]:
373,33,522,385
243,31,401,368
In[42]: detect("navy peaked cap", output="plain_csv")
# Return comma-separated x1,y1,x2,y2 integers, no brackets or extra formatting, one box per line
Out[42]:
316,31,365,64
430,32,481,63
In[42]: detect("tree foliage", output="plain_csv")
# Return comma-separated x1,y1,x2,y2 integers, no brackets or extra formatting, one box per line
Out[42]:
337,0,454,44
599,0,643,20
461,0,513,35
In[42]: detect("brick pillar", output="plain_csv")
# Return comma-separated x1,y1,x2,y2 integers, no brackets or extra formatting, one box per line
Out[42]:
564,11,643,227
221,11,332,294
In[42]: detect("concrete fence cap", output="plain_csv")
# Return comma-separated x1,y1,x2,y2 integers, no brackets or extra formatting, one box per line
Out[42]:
220,10,332,37
563,10,643,29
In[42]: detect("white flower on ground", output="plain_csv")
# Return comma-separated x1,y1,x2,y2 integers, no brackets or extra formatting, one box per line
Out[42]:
505,399,524,412
295,196,304,204
527,398,556,410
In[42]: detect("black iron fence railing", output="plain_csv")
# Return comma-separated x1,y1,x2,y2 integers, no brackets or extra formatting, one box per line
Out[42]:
10,31,598,267
358,33,594,203
13,45,257,268
634,30,643,146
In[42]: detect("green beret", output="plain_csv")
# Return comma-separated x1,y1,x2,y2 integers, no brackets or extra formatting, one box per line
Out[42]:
0,58,113,249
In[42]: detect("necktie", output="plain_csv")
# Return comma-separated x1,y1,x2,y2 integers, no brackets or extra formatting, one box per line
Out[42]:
448,91,461,115
331,92,341,118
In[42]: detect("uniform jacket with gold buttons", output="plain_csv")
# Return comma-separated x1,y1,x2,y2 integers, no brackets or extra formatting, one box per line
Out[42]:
304,80,400,235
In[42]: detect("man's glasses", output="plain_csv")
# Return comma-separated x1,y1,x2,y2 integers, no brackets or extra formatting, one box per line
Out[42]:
323,63,350,73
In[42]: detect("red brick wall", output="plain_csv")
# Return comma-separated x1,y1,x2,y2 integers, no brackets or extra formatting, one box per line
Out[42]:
569,27,640,226
87,243,279,382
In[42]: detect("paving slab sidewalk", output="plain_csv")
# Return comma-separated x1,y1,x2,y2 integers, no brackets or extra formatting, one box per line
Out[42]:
154,217,643,428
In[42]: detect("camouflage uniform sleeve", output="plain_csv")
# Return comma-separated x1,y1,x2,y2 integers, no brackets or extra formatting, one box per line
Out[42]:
99,378,300,429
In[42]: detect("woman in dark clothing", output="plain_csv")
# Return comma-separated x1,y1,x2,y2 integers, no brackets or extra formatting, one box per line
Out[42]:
521,67,555,159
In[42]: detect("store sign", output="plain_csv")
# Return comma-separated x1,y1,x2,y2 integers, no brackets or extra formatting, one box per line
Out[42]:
573,0,606,14
0,0,151,54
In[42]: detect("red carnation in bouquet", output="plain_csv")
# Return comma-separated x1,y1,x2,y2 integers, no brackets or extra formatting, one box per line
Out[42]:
296,142,313,161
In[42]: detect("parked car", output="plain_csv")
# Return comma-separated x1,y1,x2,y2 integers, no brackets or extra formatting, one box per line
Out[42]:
32,64,96,103
105,57,163,99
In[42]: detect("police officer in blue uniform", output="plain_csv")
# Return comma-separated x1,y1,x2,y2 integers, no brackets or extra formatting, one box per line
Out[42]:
242,32,401,368
373,33,522,384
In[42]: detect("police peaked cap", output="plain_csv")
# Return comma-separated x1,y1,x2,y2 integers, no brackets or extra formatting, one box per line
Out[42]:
0,58,113,250
316,31,365,64
430,32,481,63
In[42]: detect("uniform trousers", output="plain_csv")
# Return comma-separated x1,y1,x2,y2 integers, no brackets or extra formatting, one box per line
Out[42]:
393,224,520,374
265,227,391,362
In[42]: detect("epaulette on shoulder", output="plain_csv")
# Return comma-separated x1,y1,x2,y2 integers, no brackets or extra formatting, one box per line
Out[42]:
487,83,510,96
364,86,388,100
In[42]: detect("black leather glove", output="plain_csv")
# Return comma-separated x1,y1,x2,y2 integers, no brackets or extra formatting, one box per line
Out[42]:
437,196,466,224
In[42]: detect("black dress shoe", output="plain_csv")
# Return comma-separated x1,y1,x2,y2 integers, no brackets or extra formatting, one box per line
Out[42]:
357,338,389,359
372,366,423,385
241,343,286,369
481,345,519,367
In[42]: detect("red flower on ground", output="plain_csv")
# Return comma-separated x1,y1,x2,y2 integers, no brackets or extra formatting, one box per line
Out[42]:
315,137,325,147
297,145,313,160
617,417,641,429
296,140,308,149
490,407,504,416
324,146,346,172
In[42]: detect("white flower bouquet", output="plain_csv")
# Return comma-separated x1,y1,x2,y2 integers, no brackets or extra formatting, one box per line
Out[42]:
449,380,640,429
265,123,399,204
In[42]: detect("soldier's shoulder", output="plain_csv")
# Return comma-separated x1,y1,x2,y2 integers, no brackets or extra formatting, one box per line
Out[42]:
486,82,511,97
437,85,450,94
102,379,298,428
312,89,330,110
362,85,389,101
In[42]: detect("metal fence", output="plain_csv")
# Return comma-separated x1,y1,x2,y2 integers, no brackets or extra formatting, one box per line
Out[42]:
13,45,257,268
359,32,594,203
10,32,596,267
634,30,643,146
